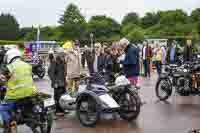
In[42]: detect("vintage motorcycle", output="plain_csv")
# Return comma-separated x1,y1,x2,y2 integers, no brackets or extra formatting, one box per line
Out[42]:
155,54,200,101
0,85,55,133
59,73,141,127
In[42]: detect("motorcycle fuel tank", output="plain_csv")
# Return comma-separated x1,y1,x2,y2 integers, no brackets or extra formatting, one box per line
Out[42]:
99,94,120,109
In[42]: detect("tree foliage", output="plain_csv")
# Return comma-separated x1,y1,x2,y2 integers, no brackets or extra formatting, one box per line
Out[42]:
122,12,140,26
88,15,120,41
122,23,144,43
191,8,200,22
159,10,188,26
58,4,87,40
141,12,160,28
13,6,200,42
0,13,19,40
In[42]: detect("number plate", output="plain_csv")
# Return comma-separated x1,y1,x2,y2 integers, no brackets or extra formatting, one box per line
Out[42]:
44,98,55,108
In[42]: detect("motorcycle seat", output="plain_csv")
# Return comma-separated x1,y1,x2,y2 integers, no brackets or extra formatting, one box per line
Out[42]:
15,93,52,103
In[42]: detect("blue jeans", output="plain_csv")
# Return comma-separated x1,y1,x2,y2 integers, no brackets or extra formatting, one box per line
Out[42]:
0,101,16,123
155,61,162,75
143,59,151,77
170,60,176,64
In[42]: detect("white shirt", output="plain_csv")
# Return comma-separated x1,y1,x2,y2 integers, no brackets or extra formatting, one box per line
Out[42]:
118,54,125,62
93,54,98,73
143,46,146,60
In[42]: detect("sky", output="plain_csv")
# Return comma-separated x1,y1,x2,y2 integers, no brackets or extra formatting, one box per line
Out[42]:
0,0,199,27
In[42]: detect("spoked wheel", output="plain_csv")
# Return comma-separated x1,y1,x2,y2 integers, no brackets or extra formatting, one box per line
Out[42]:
39,114,53,133
28,114,53,133
38,71,45,79
118,90,140,121
155,79,172,101
77,96,100,127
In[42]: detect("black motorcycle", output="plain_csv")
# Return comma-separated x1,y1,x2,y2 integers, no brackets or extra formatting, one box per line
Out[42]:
32,59,46,79
60,72,141,127
0,85,55,133
155,59,200,101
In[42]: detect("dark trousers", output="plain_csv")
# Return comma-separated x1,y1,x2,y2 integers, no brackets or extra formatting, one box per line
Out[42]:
170,60,176,64
81,57,85,69
155,61,162,75
87,62,94,74
54,87,66,113
143,59,151,77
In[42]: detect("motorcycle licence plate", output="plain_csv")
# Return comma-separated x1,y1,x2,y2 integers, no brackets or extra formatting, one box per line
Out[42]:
44,98,55,108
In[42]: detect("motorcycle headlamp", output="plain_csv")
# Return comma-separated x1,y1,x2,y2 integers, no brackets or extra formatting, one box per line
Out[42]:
165,66,170,73
33,105,42,113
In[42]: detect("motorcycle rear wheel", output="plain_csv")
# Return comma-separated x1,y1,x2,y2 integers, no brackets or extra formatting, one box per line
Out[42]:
118,90,141,121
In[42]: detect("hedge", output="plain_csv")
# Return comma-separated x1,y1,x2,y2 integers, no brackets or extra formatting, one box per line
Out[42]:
0,40,24,45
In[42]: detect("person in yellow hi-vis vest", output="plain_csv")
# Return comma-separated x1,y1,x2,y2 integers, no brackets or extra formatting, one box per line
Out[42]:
1,48,37,100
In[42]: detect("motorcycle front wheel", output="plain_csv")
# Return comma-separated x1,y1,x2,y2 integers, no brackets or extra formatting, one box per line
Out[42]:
29,113,53,133
118,90,141,121
38,71,45,79
39,113,53,133
76,96,100,127
155,78,172,101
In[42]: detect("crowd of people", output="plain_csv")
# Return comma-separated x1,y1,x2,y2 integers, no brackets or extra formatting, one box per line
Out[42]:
47,38,195,116
81,39,194,77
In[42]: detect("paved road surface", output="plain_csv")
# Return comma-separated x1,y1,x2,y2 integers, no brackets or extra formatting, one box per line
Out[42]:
16,74,200,133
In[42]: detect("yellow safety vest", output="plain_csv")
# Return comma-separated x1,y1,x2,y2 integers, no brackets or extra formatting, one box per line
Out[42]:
5,59,37,100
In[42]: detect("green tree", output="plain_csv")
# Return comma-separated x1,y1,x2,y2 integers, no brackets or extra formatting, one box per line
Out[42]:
121,23,138,35
197,22,200,34
159,9,188,26
88,15,120,41
145,10,190,37
24,27,37,41
40,26,62,41
58,3,87,40
126,29,144,43
191,8,200,22
141,12,160,28
121,23,144,43
0,13,20,40
122,12,140,26
19,27,35,40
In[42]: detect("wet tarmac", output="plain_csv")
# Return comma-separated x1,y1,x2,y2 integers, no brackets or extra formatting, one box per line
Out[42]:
17,74,200,133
